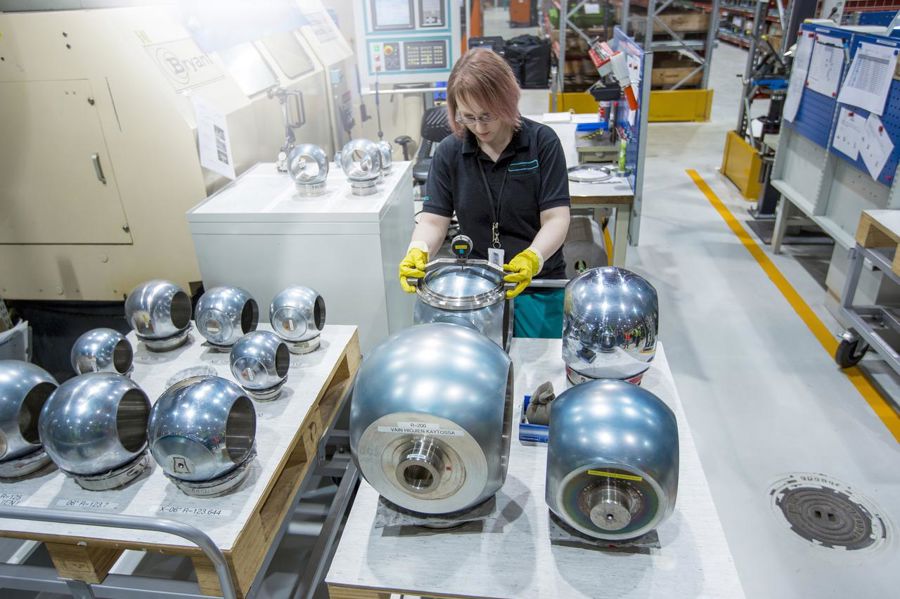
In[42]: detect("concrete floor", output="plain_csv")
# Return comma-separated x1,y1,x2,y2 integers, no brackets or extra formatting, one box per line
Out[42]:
629,39,900,599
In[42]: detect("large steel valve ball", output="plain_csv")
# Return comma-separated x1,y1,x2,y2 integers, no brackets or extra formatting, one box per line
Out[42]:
70,328,133,376
562,267,658,385
350,323,514,515
376,140,393,176
39,373,151,490
124,280,192,351
195,286,259,350
270,286,326,354
0,361,58,478
546,379,679,541
148,376,257,497
229,331,290,401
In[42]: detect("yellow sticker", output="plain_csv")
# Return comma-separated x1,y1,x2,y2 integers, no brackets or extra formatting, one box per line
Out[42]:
587,470,643,482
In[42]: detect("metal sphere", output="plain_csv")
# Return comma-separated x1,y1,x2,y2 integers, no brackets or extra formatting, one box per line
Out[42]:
339,139,381,194
269,286,326,351
376,140,393,175
414,262,507,349
562,267,658,383
546,379,679,540
124,280,192,351
288,143,329,195
229,331,290,400
70,328,133,376
148,376,256,492
0,361,57,469
39,373,150,486
350,323,513,514
195,286,259,349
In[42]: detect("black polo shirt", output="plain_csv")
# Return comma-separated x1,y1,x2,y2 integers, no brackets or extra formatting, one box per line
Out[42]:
421,117,570,279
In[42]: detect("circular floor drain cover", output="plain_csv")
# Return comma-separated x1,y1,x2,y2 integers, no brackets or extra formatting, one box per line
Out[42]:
769,473,889,552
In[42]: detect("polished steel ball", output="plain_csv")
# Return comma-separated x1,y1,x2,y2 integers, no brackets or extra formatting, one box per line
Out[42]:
148,376,256,490
338,139,380,195
350,323,513,514
288,143,329,195
546,379,679,540
39,373,150,481
376,140,393,175
124,280,192,351
562,267,658,383
229,331,290,400
70,328,133,376
0,361,57,468
414,262,507,349
195,286,259,349
269,286,326,352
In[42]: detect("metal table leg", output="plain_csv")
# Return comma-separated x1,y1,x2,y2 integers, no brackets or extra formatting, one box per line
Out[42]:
613,206,631,266
771,196,792,254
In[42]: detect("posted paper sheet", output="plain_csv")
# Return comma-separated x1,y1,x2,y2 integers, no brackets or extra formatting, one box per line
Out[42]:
860,113,895,180
832,107,865,160
806,34,844,98
192,95,236,180
784,32,815,122
837,42,899,116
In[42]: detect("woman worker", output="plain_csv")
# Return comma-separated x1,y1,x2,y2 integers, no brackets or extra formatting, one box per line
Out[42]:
398,48,571,337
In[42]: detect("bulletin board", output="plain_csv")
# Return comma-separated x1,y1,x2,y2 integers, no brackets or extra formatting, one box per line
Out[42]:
610,26,645,192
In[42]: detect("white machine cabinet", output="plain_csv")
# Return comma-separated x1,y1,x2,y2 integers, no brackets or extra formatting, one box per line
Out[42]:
187,161,415,353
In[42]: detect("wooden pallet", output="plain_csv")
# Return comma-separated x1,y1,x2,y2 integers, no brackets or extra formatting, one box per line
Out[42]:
0,327,361,598
855,210,900,277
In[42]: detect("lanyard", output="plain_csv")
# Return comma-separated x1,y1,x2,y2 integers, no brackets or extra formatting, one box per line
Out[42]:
477,160,509,249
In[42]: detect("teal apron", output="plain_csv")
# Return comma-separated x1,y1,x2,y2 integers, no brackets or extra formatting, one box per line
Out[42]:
513,288,565,339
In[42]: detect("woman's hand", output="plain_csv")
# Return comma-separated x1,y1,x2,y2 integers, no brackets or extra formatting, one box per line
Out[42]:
399,245,429,293
504,248,543,299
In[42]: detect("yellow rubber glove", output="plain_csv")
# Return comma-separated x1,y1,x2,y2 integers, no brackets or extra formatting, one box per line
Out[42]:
399,244,429,293
503,248,543,299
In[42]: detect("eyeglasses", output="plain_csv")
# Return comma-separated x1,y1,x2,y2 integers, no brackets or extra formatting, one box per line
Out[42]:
455,113,497,125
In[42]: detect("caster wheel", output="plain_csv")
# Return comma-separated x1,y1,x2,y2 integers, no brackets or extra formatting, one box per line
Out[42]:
836,336,869,368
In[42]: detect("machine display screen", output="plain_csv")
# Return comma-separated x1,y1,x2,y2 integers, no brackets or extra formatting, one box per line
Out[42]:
262,31,315,79
403,40,448,70
371,0,415,31
218,42,278,96
419,0,445,27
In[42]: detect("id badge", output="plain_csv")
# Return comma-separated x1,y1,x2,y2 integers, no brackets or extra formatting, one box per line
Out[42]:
488,247,505,267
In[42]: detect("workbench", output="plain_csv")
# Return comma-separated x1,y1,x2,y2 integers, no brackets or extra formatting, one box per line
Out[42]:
0,324,361,599
325,339,745,599
535,115,636,267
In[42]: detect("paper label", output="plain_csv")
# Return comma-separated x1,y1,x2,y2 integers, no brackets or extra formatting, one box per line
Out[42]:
57,498,119,511
0,493,23,507
832,107,864,160
837,42,899,116
158,505,232,517
783,33,815,123
488,247,505,267
587,470,643,482
860,113,894,180
806,34,843,99
378,421,465,437
192,95,236,180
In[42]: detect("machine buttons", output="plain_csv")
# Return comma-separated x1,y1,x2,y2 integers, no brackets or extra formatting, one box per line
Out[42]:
403,40,447,70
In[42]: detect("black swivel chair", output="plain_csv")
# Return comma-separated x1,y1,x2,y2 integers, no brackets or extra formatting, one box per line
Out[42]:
410,105,453,186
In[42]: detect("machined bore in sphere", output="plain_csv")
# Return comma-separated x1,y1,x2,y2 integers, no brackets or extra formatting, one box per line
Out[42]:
581,481,641,531
396,438,445,494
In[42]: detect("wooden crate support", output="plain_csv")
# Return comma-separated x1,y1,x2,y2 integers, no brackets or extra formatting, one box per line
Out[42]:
45,542,122,584
856,210,900,278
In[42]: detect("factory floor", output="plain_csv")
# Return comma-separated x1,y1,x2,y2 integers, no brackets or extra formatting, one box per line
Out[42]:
626,41,900,598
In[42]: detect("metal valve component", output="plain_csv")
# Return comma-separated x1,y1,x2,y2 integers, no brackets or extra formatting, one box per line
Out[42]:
39,373,151,490
376,140,393,176
229,331,290,401
195,286,259,350
269,286,326,354
562,267,658,385
0,361,58,478
148,376,257,497
546,379,679,541
350,323,514,515
288,144,329,195
414,239,509,349
124,280,192,351
338,139,381,195
70,328,133,376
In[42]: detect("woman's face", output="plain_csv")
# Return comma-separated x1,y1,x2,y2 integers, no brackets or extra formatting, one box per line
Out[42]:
456,98,509,145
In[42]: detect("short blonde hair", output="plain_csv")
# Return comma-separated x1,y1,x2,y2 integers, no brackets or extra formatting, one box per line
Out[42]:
447,48,521,137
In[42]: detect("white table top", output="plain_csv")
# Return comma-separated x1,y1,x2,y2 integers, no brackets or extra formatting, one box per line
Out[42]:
326,340,744,599
0,325,357,551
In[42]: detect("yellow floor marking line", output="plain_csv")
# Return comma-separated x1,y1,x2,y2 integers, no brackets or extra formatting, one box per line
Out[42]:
687,169,900,443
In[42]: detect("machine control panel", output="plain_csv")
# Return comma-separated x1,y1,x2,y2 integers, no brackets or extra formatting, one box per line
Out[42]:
356,0,458,85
